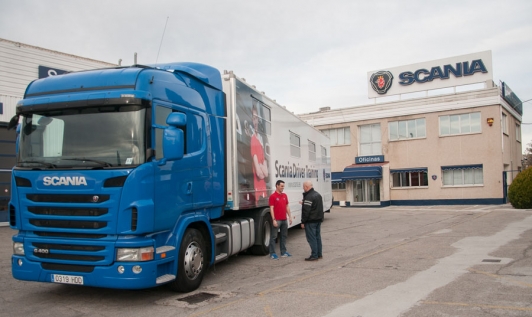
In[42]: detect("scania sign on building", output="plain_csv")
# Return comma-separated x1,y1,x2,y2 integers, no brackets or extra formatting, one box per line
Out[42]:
367,51,493,98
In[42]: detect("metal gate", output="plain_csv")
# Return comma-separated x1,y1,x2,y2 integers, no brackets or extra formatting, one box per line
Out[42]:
502,170,523,203
0,169,10,223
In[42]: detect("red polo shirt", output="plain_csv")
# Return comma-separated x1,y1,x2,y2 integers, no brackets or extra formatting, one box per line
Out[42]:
269,191,289,220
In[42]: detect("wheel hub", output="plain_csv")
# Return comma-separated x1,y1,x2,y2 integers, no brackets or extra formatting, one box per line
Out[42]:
183,241,204,280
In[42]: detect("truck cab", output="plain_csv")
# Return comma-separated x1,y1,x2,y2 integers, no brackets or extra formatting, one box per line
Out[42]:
10,63,227,291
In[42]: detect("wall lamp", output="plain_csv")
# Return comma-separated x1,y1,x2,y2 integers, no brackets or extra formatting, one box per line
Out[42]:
487,118,494,126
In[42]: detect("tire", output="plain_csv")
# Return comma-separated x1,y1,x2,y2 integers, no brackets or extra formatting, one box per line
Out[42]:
169,228,206,292
250,212,272,255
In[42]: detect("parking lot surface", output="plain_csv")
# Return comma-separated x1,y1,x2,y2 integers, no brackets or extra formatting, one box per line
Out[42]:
1,204,532,317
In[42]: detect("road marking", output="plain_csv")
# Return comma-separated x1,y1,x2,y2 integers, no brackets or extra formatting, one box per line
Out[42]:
272,289,359,299
468,268,532,288
324,215,532,317
422,300,532,312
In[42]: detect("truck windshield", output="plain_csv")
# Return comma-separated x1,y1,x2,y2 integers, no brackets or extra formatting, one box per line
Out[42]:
17,105,146,169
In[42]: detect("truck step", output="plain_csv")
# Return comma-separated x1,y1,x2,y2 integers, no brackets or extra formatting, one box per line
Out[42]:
215,232,227,244
215,253,228,262
156,274,176,284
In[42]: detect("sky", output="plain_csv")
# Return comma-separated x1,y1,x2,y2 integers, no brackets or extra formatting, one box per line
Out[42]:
1,0,531,153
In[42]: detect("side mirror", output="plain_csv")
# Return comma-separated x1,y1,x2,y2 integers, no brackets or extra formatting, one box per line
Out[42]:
7,115,19,130
162,112,186,162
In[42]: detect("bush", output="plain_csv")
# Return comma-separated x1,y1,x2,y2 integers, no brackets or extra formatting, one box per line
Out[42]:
508,167,532,209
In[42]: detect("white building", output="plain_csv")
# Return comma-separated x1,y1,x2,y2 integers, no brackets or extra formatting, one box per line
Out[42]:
299,51,523,206
0,38,115,223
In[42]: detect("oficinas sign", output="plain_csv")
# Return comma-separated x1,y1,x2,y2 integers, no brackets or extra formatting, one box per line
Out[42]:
398,59,488,86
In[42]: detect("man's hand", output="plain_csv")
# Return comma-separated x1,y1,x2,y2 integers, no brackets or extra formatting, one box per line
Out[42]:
301,224,305,229
273,219,278,228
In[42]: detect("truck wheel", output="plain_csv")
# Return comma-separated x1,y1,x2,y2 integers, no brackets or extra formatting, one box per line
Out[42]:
251,212,271,255
169,228,206,292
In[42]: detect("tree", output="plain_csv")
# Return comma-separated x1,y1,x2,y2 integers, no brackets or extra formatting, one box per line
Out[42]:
523,141,532,170
508,165,532,209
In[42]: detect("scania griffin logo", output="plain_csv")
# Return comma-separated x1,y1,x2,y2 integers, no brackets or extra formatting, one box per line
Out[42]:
370,71,394,94
43,176,88,186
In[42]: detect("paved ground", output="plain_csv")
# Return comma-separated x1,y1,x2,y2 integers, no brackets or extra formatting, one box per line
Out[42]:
1,204,532,317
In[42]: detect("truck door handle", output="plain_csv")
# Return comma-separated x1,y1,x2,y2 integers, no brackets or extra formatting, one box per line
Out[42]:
187,182,192,195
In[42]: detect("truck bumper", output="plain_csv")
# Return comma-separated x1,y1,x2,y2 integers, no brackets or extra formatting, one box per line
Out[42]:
12,255,175,289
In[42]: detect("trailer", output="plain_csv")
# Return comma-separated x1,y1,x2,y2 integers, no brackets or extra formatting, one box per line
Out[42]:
8,62,331,292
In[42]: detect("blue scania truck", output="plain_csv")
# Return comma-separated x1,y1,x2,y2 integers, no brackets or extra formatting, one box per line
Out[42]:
8,62,332,292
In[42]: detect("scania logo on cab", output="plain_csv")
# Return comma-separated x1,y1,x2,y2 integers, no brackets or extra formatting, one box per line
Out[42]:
43,176,88,186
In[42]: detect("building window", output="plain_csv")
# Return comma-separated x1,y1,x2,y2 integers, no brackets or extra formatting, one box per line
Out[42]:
322,127,350,146
389,118,426,141
359,124,381,156
439,112,481,136
442,165,483,186
391,169,428,187
332,182,346,190
321,145,327,164
502,113,508,135
308,140,316,161
516,124,521,142
290,131,300,158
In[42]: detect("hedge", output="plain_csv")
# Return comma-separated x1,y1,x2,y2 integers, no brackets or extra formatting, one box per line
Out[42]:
508,167,532,209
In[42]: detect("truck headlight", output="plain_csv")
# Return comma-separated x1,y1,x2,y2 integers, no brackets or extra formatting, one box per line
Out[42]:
13,242,25,255
116,246,154,262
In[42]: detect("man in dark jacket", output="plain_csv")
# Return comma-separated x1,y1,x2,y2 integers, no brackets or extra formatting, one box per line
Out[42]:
300,180,324,261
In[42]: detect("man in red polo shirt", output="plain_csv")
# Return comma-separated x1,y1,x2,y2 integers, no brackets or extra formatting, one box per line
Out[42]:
268,180,292,259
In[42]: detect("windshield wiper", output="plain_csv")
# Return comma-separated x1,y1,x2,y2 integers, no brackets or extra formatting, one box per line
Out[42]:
20,160,57,168
62,158,113,167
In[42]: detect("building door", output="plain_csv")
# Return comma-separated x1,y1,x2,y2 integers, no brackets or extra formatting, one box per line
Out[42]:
353,180,365,202
352,179,380,203
368,179,380,202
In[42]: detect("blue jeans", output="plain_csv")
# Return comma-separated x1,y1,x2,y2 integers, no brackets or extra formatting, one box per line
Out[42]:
269,220,288,255
304,222,322,258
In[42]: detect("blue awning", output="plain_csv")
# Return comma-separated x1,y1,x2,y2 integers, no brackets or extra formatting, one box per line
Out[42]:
331,172,345,184
390,167,428,174
342,165,382,180
441,164,483,171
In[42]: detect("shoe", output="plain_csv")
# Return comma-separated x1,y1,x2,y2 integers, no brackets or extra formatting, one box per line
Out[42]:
318,256,323,259
281,252,292,258
305,256,318,261
270,253,279,260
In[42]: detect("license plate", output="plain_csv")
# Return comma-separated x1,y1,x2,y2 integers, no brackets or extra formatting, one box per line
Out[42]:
51,274,84,285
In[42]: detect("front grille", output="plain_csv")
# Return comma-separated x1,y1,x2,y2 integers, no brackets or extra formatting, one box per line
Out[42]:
42,262,95,273
32,242,107,263
27,194,110,203
33,253,104,262
34,231,107,239
33,243,105,252
28,206,108,217
24,191,114,267
30,219,106,229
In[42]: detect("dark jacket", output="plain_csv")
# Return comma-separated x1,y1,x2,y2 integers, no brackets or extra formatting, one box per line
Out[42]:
301,188,324,223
